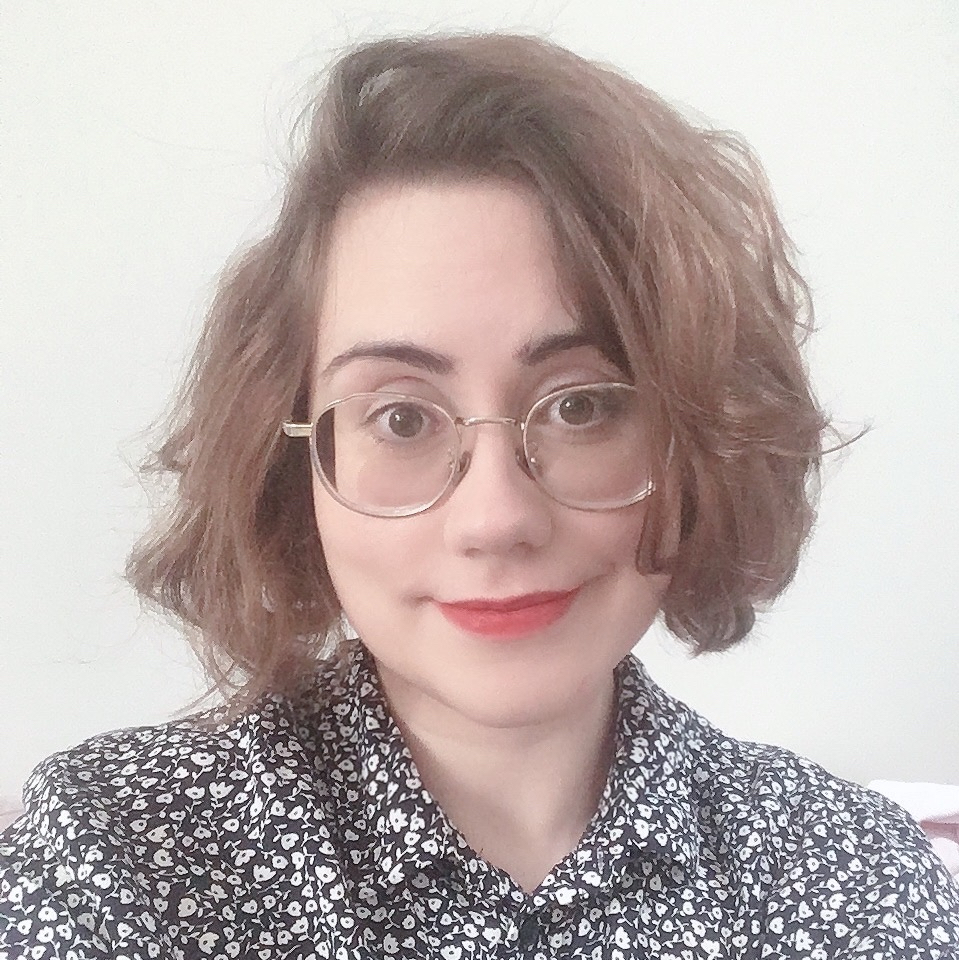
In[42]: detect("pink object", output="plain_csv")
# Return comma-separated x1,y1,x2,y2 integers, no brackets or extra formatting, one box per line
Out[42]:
0,798,23,832
869,780,959,878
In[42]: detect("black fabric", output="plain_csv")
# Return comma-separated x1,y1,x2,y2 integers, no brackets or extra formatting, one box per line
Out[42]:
2,642,957,958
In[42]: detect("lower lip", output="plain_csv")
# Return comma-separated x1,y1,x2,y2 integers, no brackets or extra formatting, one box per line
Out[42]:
436,591,579,638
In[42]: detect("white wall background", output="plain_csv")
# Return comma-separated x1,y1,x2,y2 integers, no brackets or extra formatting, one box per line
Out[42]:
2,1,957,804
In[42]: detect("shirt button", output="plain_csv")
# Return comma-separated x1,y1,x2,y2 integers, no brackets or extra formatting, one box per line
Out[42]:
516,914,539,949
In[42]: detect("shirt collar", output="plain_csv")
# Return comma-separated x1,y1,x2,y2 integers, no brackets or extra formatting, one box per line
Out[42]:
538,657,703,902
325,644,702,899
602,656,702,866
332,644,470,891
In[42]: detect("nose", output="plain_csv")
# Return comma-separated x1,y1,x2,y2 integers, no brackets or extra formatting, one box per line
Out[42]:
441,420,553,556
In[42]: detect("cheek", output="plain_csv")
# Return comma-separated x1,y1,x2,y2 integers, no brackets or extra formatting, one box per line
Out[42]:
311,481,428,605
576,503,647,567
577,506,669,613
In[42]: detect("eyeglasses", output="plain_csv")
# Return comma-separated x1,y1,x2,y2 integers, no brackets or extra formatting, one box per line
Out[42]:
282,382,655,518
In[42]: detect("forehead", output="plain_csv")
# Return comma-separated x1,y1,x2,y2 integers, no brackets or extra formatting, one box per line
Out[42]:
314,178,579,364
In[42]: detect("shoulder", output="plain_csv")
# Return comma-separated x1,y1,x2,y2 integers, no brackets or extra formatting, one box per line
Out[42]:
0,668,349,956
652,685,959,954
631,661,940,859
5,669,344,854
694,719,943,872
2,708,251,888
743,749,959,954
0,716,230,954
1,650,359,852
15,706,259,831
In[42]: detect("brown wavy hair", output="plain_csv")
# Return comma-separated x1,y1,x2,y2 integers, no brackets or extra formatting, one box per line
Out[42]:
128,33,831,703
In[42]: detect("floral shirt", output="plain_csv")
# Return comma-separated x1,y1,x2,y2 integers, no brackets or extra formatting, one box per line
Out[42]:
2,644,957,959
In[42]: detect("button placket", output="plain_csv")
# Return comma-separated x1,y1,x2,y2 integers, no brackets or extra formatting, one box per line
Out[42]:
516,913,540,950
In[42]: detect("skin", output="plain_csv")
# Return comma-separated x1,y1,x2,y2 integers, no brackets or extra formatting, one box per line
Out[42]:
310,178,669,890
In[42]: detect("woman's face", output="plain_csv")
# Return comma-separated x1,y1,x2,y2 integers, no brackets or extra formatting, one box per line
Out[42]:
311,178,667,729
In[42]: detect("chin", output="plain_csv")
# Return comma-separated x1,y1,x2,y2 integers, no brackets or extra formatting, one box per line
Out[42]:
435,648,615,727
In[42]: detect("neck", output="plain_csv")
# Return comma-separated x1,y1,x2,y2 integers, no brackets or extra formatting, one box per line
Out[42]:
377,662,618,892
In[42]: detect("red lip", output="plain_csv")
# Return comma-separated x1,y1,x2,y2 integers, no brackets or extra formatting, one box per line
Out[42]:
435,590,579,638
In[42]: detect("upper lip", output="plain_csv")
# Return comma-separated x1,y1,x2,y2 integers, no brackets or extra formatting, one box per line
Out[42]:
436,589,578,612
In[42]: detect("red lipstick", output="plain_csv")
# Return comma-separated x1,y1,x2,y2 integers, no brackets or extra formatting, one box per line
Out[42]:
435,589,579,638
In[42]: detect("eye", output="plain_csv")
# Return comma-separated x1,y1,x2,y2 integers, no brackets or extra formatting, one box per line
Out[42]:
365,399,442,442
555,391,599,426
542,388,620,429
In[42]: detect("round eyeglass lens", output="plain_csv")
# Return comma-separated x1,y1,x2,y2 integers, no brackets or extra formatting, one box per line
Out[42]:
313,394,459,516
524,384,652,509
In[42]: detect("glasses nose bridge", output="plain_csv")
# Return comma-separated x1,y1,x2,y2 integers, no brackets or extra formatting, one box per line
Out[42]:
451,415,531,482
454,414,526,455
456,414,522,432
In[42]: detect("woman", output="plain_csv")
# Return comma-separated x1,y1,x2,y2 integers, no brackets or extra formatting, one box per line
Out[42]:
2,33,957,959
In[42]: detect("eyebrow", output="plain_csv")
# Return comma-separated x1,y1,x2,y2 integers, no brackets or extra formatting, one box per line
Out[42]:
321,329,600,378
